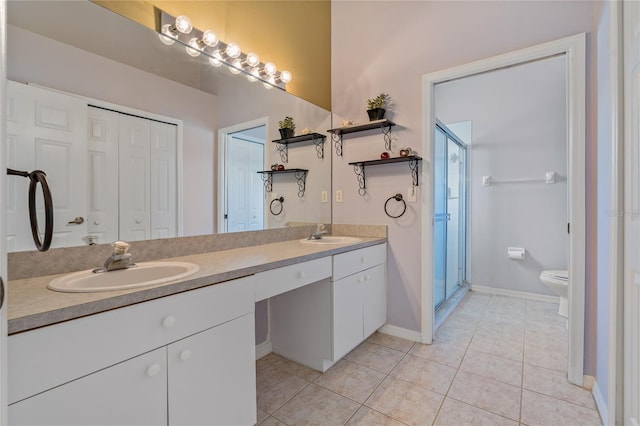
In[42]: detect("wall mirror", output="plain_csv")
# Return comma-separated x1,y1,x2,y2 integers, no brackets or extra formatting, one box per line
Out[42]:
6,0,331,252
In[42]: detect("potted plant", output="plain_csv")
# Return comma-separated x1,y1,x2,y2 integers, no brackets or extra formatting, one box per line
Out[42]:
278,116,295,139
366,93,391,121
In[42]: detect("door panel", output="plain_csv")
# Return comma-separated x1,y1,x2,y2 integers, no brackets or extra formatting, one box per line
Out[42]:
150,121,177,239
6,81,87,251
226,135,264,232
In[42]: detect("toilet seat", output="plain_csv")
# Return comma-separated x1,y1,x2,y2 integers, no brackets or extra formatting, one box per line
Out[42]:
540,270,568,285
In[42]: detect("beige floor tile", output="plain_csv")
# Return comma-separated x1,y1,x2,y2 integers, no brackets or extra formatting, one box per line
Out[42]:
273,383,359,426
521,389,603,426
271,356,322,381
346,406,405,426
365,376,444,426
409,341,466,368
314,359,385,403
523,364,596,409
366,332,416,353
389,353,457,395
434,397,518,426
469,332,524,362
434,322,475,348
257,408,269,424
524,341,567,373
448,370,521,421
460,349,522,387
257,366,310,414
257,352,285,373
475,321,525,343
344,341,405,374
259,416,287,426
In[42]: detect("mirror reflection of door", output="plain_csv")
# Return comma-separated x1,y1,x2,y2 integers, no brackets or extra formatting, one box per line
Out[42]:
225,126,265,232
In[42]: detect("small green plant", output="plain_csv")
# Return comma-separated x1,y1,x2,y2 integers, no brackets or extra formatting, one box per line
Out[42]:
367,93,391,110
278,116,296,130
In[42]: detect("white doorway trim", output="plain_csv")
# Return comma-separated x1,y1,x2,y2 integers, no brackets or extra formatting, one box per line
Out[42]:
421,33,586,385
217,117,269,233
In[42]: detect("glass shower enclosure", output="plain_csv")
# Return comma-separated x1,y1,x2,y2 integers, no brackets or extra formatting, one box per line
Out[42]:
434,122,468,310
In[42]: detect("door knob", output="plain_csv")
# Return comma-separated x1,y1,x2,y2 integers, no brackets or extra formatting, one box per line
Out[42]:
67,216,85,225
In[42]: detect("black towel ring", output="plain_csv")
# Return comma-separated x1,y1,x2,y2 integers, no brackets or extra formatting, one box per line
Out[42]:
384,193,407,219
7,168,54,251
270,196,285,216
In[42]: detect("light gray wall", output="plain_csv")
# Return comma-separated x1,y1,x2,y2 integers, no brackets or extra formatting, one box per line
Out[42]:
595,0,612,411
435,56,568,295
331,0,598,373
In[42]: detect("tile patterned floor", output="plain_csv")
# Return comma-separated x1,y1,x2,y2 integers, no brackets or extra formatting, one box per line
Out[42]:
256,292,603,426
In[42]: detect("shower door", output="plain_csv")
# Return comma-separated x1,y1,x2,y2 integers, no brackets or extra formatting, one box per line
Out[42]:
434,123,467,309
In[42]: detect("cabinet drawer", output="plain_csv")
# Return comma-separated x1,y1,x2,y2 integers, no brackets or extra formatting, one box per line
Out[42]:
9,275,255,404
255,257,331,301
332,243,386,281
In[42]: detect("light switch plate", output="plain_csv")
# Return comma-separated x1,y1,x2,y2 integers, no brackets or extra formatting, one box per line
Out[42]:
321,191,328,203
407,187,417,203
336,190,343,203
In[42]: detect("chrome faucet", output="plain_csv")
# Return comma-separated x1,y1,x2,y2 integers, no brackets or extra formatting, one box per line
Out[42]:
93,241,136,273
308,224,327,240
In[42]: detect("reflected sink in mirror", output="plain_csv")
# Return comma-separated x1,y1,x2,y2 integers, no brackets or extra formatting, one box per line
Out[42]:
300,236,362,245
47,262,200,293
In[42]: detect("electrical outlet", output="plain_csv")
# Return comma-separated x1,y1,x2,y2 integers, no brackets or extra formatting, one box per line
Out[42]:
321,191,328,203
336,190,343,203
407,187,417,203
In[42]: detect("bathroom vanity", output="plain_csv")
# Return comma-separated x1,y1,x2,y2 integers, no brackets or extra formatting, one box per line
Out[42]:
7,237,387,425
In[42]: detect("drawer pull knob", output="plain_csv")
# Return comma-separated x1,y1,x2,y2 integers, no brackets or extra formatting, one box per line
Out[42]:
361,257,367,263
146,364,161,377
162,316,176,328
357,277,363,283
298,271,306,279
180,350,192,361
364,275,370,281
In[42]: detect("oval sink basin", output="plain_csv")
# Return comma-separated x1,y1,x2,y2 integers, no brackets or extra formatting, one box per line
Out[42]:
300,236,362,245
47,261,200,293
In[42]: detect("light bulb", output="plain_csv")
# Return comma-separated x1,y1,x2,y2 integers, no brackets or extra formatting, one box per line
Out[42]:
209,50,223,67
229,59,243,74
186,37,201,57
263,75,276,89
247,67,261,82
279,70,292,84
264,62,277,76
226,42,241,59
175,15,193,34
202,30,218,47
246,52,260,67
159,24,176,45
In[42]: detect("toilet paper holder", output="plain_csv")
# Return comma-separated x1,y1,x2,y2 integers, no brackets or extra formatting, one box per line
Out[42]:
507,247,526,260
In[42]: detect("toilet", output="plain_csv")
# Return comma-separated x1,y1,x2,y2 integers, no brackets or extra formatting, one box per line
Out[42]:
540,270,569,317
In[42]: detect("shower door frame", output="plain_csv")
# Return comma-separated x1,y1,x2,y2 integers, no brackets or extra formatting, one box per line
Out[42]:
421,33,586,387
433,121,468,311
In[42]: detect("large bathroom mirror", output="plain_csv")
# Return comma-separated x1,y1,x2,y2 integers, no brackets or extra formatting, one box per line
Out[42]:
6,0,331,252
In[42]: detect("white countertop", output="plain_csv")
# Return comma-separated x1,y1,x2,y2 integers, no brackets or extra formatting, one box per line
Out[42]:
8,237,385,334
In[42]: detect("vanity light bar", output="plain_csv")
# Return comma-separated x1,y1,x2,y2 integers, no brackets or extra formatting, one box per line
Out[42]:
158,11,292,90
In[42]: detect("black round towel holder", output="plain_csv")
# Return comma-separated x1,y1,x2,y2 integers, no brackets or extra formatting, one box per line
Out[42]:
269,196,285,216
384,193,406,219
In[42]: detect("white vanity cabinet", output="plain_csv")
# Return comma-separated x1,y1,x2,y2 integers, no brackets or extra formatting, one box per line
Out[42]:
332,245,387,360
8,276,256,426
270,243,387,371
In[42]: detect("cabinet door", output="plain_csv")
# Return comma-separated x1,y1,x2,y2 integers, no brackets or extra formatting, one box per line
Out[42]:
333,273,363,360
8,348,167,426
363,264,387,338
168,313,256,426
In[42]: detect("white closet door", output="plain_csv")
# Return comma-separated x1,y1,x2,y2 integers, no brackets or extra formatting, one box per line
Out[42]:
87,107,118,245
226,137,264,232
6,81,87,251
118,114,150,241
150,121,177,239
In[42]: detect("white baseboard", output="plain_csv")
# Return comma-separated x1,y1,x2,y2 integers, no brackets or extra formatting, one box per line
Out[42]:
471,285,560,303
378,324,422,342
592,378,608,425
255,340,273,360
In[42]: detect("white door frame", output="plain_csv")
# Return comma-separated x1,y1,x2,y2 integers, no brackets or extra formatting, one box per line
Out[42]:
217,117,269,233
0,0,7,422
421,33,587,385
